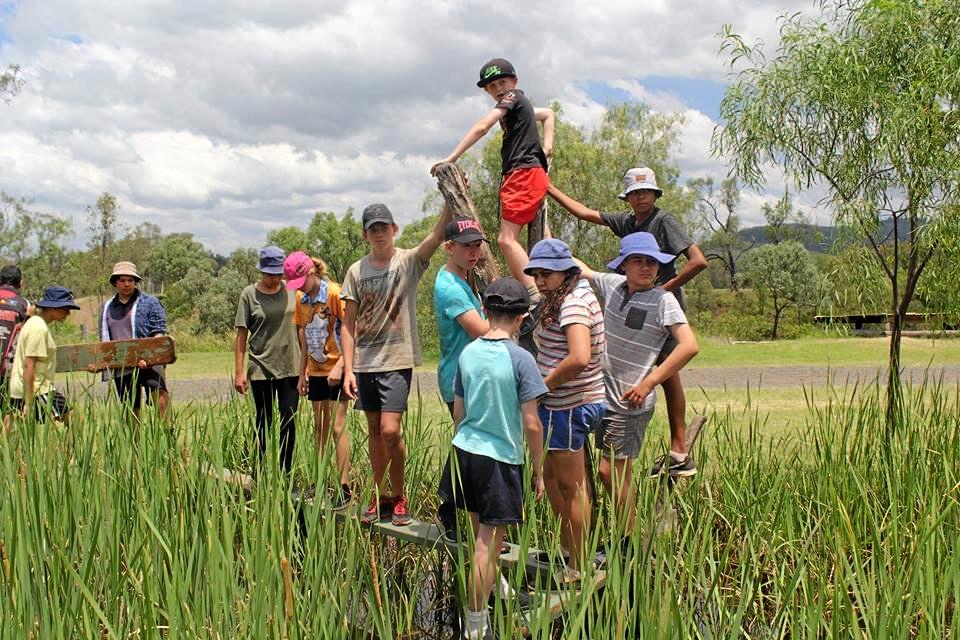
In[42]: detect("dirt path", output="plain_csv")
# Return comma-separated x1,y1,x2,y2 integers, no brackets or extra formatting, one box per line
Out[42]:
66,365,960,403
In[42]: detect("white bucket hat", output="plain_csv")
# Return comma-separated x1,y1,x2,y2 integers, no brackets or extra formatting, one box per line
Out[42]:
618,167,663,200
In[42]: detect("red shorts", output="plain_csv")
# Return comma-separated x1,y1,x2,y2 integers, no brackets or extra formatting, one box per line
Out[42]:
499,167,549,226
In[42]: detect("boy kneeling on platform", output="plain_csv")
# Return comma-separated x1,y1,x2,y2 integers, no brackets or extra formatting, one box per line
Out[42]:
438,278,546,640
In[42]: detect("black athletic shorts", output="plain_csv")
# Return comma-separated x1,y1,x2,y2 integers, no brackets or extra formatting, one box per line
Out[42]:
114,367,167,410
439,446,524,526
11,390,69,421
308,375,346,402
355,369,412,413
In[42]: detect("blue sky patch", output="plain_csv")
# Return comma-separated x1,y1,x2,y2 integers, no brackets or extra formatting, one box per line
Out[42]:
50,32,84,44
0,2,16,46
584,76,727,120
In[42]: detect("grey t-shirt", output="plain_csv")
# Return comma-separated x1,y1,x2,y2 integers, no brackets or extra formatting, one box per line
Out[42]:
591,273,687,416
234,285,300,380
340,248,429,373
599,208,693,308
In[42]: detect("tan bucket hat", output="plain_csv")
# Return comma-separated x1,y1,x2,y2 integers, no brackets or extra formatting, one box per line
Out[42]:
110,261,141,283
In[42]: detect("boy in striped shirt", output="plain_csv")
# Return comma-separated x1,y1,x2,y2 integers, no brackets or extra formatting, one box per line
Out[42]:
575,232,699,535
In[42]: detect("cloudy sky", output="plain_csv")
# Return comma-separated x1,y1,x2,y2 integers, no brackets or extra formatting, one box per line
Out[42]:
0,0,820,254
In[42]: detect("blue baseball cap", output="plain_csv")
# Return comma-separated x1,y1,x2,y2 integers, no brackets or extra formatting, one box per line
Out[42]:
523,239,578,275
36,285,80,310
607,232,675,272
257,245,286,275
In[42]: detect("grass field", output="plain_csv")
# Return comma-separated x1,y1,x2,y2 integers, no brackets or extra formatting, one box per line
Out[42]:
5,336,959,637
144,336,960,380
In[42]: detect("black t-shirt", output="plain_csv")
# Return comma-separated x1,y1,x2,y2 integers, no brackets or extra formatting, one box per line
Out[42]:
496,89,548,174
600,208,693,308
0,285,29,369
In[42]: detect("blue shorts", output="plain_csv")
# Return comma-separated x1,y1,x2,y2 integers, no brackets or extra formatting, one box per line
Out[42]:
538,402,605,452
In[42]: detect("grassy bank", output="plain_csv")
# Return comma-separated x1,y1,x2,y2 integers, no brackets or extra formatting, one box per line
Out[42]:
1,376,958,637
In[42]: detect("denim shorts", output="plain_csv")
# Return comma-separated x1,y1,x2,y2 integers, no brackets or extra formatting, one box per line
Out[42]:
538,402,605,452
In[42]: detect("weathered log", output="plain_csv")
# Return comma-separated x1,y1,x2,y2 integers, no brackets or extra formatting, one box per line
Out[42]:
432,162,500,285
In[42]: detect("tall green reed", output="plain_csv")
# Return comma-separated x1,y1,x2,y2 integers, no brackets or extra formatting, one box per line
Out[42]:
1,375,957,638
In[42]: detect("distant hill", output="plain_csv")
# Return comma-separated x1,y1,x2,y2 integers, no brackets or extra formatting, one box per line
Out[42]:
738,218,913,254
737,224,839,253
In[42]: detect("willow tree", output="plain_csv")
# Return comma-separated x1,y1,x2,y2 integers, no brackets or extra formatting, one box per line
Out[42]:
714,0,960,424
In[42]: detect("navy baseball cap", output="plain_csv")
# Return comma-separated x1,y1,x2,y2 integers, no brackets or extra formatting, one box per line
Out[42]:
362,203,396,230
477,58,516,88
36,285,80,310
444,216,488,243
483,277,529,312
523,239,578,275
607,232,675,272
258,245,286,275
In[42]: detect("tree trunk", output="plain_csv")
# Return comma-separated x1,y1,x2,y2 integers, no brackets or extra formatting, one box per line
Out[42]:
885,309,903,428
527,202,546,248
431,162,500,287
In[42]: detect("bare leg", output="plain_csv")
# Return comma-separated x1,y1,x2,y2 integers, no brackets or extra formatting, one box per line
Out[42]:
498,221,529,279
598,455,636,534
545,449,591,570
467,513,506,612
364,410,388,494
661,373,687,454
379,411,406,497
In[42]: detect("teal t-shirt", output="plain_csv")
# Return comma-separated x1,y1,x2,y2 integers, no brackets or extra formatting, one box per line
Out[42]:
452,338,547,465
434,268,484,403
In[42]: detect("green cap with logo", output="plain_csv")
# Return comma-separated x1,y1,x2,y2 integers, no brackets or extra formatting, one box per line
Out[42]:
477,58,516,88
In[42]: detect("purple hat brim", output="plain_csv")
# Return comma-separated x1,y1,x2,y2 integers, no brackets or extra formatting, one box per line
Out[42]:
523,257,579,275
607,250,675,272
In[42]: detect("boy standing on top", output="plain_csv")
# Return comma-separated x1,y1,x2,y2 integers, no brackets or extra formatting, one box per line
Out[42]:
574,233,699,535
437,277,546,640
432,58,555,276
341,202,452,526
549,168,708,476
434,216,491,540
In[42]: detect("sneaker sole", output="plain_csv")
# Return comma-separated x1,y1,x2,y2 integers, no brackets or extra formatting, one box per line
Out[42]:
670,468,698,478
392,516,411,526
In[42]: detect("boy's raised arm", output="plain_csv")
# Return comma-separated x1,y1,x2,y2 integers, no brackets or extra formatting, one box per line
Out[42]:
431,107,506,173
535,107,555,158
415,203,454,264
571,256,595,281
547,183,605,226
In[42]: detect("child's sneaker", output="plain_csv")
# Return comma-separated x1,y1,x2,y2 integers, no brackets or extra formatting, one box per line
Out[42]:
391,494,412,526
649,454,698,478
360,496,393,524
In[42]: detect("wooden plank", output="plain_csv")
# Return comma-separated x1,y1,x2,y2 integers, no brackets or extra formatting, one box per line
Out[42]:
56,335,176,373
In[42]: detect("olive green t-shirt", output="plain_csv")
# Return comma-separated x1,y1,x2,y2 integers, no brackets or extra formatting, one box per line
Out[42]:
234,285,300,380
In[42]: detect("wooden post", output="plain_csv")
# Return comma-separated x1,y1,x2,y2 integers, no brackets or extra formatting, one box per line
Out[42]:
432,162,500,287
527,202,546,248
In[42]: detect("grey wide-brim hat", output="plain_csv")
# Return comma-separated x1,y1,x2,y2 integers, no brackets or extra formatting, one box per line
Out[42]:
619,167,663,199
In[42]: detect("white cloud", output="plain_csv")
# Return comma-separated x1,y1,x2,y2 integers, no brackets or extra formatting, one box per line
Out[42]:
0,0,820,252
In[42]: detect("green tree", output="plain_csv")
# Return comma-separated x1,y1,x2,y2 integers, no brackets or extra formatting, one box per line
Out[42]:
0,64,22,102
266,227,308,255
715,0,960,421
689,176,752,289
744,241,825,339
145,233,214,291
305,209,365,282
0,193,72,297
224,247,260,284
761,191,809,245
198,268,247,335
